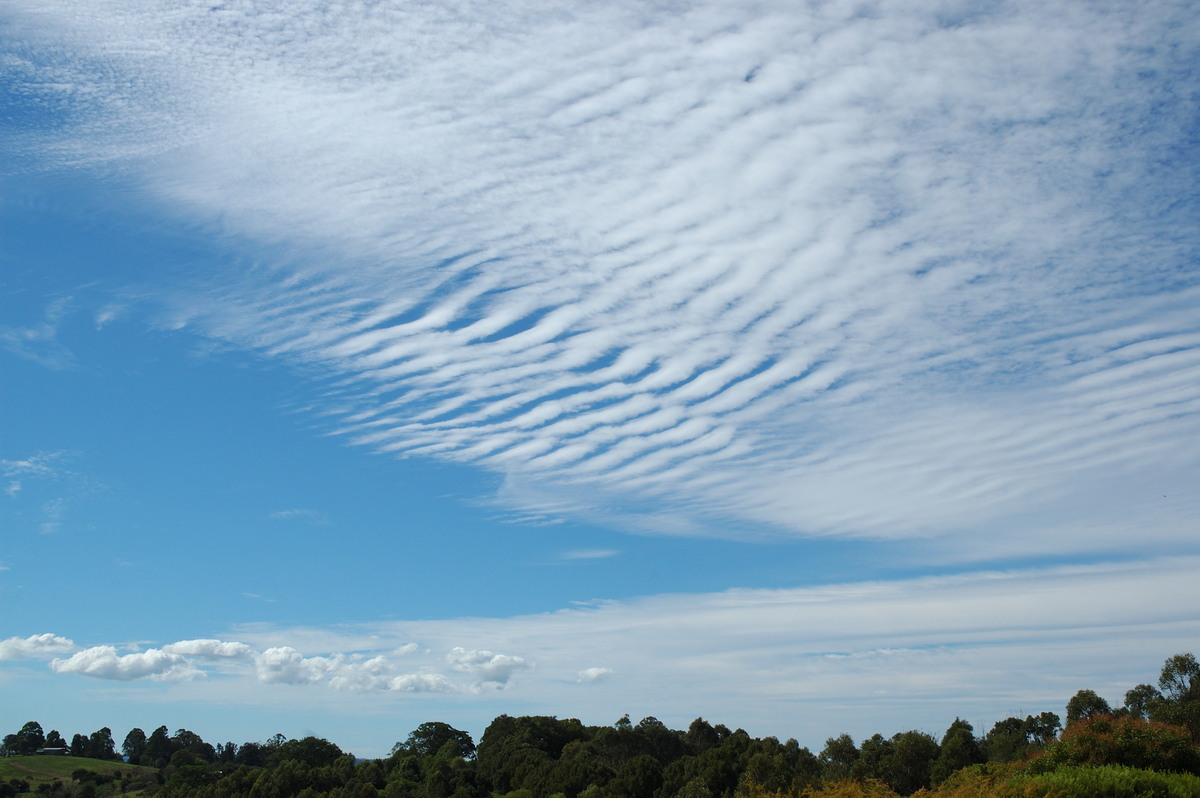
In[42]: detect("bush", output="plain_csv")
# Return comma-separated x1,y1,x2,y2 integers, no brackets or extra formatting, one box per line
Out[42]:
1037,716,1200,774
1013,764,1200,797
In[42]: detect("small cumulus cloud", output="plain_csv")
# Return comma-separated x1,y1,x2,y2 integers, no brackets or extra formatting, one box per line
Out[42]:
254,646,458,693
0,633,75,660
576,667,613,683
446,647,530,687
50,646,201,681
388,673,455,693
163,639,255,658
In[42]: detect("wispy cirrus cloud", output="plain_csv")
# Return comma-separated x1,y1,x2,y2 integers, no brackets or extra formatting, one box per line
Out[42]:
4,0,1197,552
0,298,77,370
560,549,620,561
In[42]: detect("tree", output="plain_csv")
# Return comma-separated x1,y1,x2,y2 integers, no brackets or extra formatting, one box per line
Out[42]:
930,719,983,785
392,722,476,760
9,722,45,755
1154,653,1200,739
70,734,87,758
1066,689,1112,726
819,734,859,782
1124,684,1162,720
122,728,147,765
270,736,345,768
1158,654,1200,703
881,731,939,795
44,731,66,750
1024,712,1061,746
684,719,720,755
173,729,216,762
85,728,116,760
143,726,175,768
984,718,1027,763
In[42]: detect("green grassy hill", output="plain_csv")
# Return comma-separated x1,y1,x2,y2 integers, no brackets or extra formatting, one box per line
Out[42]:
0,755,154,790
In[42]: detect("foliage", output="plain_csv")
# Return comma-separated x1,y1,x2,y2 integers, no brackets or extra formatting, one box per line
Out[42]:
1065,689,1112,726
1035,715,1200,774
1010,764,1200,797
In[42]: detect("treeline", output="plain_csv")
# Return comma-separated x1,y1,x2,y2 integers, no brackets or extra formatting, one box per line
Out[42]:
4,653,1200,798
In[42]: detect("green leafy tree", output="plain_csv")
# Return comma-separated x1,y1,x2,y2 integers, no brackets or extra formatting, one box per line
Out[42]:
606,754,662,798
930,718,983,785
172,729,216,762
144,726,176,768
84,728,117,761
684,720,720,755
1125,684,1162,720
819,734,859,782
392,723,476,760
122,728,147,764
69,734,87,758
43,731,66,750
984,718,1026,763
1025,712,1062,746
7,722,45,755
881,730,939,795
1066,689,1112,726
1154,653,1200,740
270,736,345,768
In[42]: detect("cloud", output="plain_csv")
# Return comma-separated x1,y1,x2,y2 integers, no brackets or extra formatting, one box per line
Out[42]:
1,452,68,480
577,667,613,683
0,633,75,660
254,646,470,693
561,549,620,561
0,298,77,370
19,557,1200,740
39,497,67,535
446,647,531,687
50,646,201,681
5,1,1198,552
163,639,255,658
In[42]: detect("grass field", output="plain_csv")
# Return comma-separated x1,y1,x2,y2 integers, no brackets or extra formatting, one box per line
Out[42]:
0,755,153,788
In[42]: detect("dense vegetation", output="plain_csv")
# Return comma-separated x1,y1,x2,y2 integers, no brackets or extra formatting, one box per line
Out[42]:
4,653,1200,798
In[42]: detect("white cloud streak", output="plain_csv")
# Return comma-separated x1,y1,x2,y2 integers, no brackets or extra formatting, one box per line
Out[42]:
0,634,75,660
4,0,1198,551
163,639,255,659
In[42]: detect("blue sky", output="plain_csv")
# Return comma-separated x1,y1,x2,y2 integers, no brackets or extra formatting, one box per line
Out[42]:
2,0,1199,759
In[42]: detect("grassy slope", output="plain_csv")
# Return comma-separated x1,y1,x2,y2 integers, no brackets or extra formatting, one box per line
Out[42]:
0,755,153,785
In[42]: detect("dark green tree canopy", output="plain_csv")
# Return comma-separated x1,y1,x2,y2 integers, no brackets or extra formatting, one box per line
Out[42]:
393,722,476,760
1066,689,1113,725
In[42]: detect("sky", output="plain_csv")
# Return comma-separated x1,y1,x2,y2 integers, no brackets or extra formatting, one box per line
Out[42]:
1,0,1199,759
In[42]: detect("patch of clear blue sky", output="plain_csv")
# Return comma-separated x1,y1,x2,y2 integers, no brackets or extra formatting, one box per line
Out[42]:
1,172,898,646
